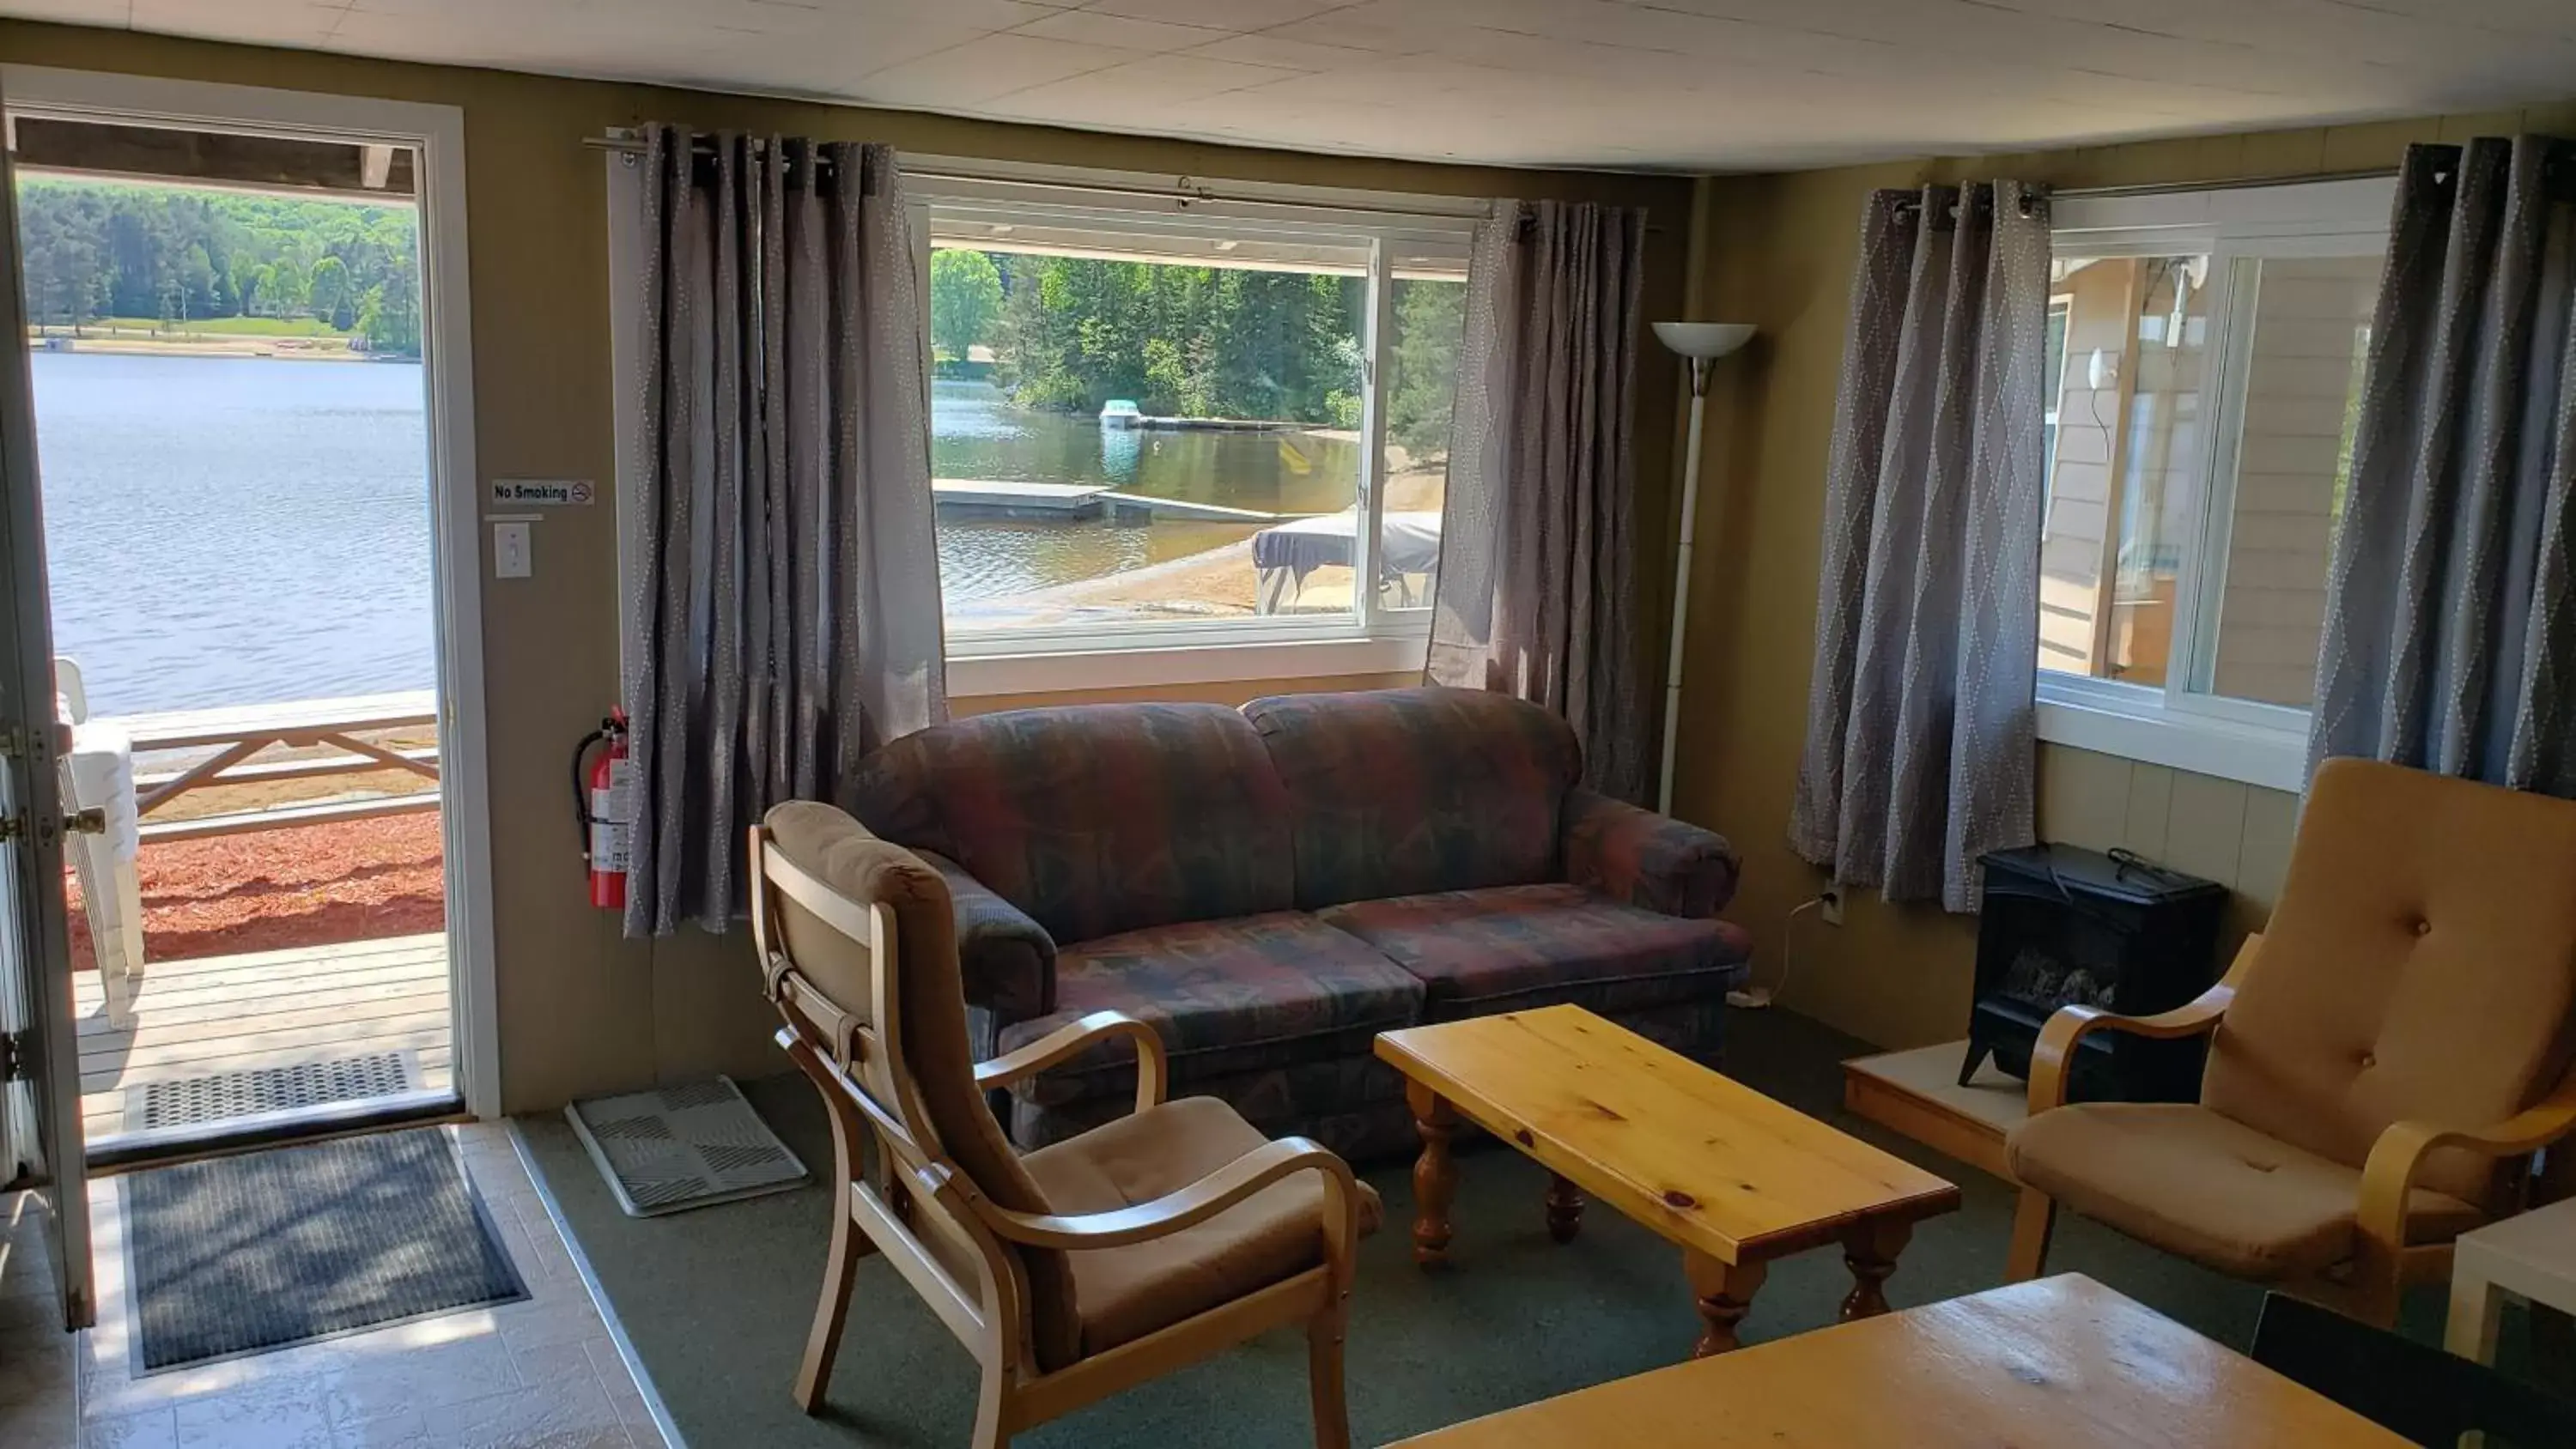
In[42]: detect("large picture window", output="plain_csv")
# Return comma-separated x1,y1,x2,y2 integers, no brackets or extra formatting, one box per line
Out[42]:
2035,179,2390,790
912,171,1474,664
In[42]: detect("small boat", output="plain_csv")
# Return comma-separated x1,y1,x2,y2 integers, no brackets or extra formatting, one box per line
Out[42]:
1099,399,1142,428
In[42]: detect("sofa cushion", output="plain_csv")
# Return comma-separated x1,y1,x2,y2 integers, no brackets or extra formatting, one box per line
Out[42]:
1321,882,1750,1019
1243,686,1583,910
997,912,1425,1107
2006,1101,2486,1280
848,702,1296,946
1023,1095,1382,1356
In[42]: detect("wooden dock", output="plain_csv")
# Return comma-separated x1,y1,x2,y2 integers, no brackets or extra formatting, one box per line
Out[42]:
72,932,451,1144
932,476,1288,524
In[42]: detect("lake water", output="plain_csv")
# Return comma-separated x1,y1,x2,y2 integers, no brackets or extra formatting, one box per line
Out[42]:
30,351,435,718
931,379,1357,606
23,359,1350,717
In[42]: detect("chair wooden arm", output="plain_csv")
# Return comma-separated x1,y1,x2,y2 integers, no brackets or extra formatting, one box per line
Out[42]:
975,1136,1360,1252
2357,1070,2576,1252
974,1009,1168,1117
2026,933,2261,1114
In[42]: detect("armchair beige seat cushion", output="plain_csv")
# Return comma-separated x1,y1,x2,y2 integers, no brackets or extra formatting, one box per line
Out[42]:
1024,1096,1384,1355
2008,1102,2484,1279
2002,761,2576,1326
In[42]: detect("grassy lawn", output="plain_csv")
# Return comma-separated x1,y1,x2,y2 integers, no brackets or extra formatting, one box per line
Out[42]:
51,315,355,340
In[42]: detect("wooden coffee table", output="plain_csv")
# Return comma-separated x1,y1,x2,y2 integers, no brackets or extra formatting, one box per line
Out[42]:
1375,1005,1960,1356
1388,1275,2411,1446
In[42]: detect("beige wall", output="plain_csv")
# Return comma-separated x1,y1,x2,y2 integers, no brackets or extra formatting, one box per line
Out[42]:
1677,101,2576,1051
0,21,1694,1110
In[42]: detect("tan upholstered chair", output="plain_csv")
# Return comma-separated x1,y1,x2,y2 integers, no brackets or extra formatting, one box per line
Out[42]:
750,802,1379,1449
2005,759,2576,1326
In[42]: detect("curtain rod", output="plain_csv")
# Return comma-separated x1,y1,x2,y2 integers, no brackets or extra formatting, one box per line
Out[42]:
578,132,1504,223
2044,166,2397,200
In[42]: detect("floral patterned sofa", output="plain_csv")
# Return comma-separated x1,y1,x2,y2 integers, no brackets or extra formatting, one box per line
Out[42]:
848,685,1752,1161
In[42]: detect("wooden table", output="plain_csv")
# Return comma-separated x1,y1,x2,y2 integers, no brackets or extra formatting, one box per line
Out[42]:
1374,1005,1960,1356
1388,1274,2413,1446
2448,1195,2576,1363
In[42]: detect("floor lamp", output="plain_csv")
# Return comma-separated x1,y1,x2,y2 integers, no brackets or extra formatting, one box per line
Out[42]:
1652,320,1756,815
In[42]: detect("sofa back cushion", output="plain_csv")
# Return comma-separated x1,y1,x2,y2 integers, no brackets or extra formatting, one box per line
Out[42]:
2202,759,2576,1203
848,702,1296,945
1243,686,1583,910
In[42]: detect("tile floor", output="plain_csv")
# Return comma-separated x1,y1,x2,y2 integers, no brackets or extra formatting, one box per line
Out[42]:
0,1120,674,1448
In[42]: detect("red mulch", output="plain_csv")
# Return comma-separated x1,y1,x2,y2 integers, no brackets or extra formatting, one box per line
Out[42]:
66,812,447,965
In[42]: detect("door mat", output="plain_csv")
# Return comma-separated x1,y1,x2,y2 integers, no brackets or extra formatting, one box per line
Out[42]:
124,1127,526,1372
565,1076,808,1217
127,1051,417,1131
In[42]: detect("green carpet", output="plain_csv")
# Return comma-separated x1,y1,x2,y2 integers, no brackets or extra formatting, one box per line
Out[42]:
517,1008,2489,1447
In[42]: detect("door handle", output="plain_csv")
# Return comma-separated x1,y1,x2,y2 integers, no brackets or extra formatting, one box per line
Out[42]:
64,807,106,835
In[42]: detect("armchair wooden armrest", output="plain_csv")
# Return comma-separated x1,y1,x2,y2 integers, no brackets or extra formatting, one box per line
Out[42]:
2358,1070,2576,1253
974,1009,1168,1118
975,1136,1361,1253
2026,934,2262,1114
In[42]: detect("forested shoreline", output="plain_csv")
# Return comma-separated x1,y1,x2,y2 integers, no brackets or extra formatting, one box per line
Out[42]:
16,176,422,356
931,247,1461,452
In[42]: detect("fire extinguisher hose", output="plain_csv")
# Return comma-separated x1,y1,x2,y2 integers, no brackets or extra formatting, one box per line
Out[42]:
572,719,611,864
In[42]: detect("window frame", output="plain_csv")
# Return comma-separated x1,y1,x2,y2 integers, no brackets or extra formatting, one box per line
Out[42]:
2037,177,2391,792
903,157,1482,689
2040,293,2069,538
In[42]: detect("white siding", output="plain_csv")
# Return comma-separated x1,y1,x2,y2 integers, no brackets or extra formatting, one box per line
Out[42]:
2209,254,2376,707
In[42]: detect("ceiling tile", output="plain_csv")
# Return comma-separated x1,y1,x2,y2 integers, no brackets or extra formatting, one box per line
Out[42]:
1184,32,1387,72
1011,9,1231,54
9,0,2576,171
855,33,1136,108
1080,0,1344,33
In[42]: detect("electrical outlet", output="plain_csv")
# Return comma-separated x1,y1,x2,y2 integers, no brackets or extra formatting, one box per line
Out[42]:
1819,888,1844,927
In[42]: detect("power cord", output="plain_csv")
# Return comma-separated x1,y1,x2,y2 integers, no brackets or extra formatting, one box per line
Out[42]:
1729,895,1823,1009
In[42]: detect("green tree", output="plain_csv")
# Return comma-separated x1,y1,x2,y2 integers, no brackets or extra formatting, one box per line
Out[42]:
266,255,309,318
309,255,350,328
357,265,420,356
928,248,1002,363
179,242,220,321
1385,279,1466,454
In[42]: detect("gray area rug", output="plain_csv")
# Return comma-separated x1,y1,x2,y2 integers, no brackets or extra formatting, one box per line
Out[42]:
126,1126,527,1372
518,1009,2530,1448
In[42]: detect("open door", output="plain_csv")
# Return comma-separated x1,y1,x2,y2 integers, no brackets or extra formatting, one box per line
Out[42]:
0,69,94,1333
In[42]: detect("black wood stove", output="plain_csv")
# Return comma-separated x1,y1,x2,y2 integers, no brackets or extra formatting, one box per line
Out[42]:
1960,843,2228,1102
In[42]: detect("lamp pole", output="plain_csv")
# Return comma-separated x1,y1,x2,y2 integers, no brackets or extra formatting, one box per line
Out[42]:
1649,322,1753,815
1660,355,1711,815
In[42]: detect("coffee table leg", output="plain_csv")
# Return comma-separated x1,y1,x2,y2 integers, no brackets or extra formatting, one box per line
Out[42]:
1406,1081,1458,1267
1683,1251,1767,1357
1839,1219,1913,1321
1545,1174,1584,1244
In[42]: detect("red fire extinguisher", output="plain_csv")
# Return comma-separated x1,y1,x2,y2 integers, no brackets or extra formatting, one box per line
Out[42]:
574,712,631,911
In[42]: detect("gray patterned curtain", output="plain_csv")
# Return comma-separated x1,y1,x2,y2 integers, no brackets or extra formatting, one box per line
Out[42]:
622,125,945,937
2312,136,2576,796
1426,199,1652,802
1790,182,2050,911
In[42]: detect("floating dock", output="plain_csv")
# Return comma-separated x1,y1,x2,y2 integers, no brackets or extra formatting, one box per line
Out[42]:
933,477,1287,524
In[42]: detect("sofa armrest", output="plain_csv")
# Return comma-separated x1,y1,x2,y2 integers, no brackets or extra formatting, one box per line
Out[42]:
914,849,1057,1024
1561,787,1741,918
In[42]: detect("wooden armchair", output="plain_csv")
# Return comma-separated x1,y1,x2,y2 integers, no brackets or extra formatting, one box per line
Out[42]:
750,802,1378,1449
2004,759,2576,1327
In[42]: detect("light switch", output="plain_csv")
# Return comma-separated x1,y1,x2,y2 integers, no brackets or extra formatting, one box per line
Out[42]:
493,521,532,579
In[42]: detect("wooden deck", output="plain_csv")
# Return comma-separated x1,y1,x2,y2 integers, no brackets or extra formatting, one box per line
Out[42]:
71,932,452,1144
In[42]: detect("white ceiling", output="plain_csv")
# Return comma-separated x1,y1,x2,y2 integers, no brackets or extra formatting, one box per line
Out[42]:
7,0,2576,173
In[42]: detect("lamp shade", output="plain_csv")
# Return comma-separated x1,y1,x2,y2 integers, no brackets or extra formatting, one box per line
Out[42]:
1652,321,1756,361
